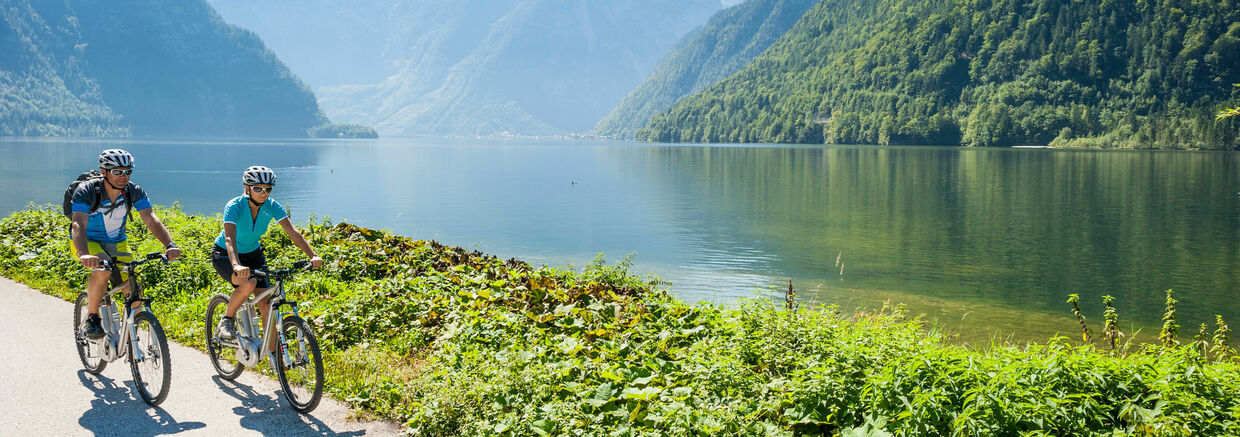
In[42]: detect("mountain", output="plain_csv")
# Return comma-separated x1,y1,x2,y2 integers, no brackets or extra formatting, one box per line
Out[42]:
310,0,722,137
1,0,332,138
0,0,126,136
203,0,397,88
594,0,817,139
639,0,1240,149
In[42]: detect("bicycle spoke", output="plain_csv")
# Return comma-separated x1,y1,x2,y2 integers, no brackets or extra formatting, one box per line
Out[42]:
205,295,245,379
275,317,323,413
129,312,171,405
73,293,108,374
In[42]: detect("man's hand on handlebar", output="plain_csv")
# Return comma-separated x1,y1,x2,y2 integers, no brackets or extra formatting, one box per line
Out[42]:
79,254,100,269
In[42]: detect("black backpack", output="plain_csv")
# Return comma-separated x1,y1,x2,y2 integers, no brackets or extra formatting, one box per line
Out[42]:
62,170,139,220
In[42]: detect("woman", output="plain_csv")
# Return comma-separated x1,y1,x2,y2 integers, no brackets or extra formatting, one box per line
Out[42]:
211,165,323,341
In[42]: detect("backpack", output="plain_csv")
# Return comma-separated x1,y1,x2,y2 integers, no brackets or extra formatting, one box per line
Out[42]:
62,170,139,221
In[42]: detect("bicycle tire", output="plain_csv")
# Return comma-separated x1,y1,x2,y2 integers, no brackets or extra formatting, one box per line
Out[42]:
274,316,324,413
72,292,107,374
129,311,171,405
205,295,244,380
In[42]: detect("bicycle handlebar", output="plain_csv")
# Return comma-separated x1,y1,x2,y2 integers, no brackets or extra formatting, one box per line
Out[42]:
92,252,176,272
250,260,313,280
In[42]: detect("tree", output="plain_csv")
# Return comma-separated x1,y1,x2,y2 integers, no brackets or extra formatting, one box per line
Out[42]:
1220,84,1240,120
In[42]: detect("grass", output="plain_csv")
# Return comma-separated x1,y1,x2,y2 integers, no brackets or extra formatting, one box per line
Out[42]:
2,205,1238,435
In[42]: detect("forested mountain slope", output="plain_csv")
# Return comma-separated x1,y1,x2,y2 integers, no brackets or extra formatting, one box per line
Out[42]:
1,0,329,137
595,0,817,139
1,0,125,136
640,0,1240,148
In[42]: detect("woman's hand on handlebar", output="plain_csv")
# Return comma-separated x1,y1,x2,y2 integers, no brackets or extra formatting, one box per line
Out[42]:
309,256,323,270
232,264,251,279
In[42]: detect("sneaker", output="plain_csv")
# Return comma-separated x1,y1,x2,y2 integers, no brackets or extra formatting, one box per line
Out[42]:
84,314,105,340
218,316,239,341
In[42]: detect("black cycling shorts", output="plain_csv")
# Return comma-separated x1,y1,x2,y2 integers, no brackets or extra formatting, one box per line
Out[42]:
211,245,269,289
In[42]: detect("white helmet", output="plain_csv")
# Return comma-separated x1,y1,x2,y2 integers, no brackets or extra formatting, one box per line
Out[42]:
99,149,134,169
242,166,277,185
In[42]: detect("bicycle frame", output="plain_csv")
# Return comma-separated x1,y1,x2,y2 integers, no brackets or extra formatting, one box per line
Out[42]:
84,260,157,363
206,259,321,412
229,275,303,369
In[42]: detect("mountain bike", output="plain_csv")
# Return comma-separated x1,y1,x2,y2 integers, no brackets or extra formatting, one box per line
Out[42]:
73,252,174,406
204,260,324,413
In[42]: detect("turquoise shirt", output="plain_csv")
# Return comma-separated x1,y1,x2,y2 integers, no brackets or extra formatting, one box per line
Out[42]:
214,196,288,254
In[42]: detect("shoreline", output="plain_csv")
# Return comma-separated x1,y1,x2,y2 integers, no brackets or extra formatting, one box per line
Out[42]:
2,206,1237,434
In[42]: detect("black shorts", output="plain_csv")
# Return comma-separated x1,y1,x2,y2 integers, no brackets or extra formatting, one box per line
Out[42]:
211,245,269,289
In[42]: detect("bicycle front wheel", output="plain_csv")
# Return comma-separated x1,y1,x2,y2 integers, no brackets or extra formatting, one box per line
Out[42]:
274,316,324,413
129,311,171,405
73,292,107,374
205,295,244,379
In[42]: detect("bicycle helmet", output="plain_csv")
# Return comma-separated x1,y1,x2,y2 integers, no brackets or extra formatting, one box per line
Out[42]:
99,149,134,169
242,166,277,185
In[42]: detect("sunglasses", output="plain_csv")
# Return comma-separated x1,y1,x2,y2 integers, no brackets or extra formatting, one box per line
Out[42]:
249,186,274,193
107,168,133,176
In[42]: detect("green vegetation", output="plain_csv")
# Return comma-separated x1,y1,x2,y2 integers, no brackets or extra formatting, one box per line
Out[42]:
2,206,1238,435
1,0,329,138
307,123,379,139
1221,84,1240,120
594,0,817,139
640,0,1240,149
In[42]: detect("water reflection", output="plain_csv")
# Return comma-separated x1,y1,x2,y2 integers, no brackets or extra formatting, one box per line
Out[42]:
2,138,1238,342
624,145,1240,340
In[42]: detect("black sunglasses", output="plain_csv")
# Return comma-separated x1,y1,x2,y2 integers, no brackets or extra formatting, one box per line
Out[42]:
107,168,133,176
249,186,274,193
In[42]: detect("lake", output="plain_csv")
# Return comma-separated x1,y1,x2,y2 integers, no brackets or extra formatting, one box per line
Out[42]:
3,137,1238,343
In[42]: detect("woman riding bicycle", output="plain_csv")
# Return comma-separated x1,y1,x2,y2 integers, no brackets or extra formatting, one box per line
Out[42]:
212,166,322,341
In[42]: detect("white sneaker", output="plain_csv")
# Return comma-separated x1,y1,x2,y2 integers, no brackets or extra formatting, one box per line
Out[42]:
217,317,239,341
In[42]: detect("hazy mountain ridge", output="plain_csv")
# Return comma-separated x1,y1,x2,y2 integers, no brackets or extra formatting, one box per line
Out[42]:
594,0,817,139
1,0,330,138
203,0,399,88
640,0,1240,148
315,0,722,137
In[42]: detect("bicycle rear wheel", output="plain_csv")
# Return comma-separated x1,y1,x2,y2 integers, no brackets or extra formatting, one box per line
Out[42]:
274,316,324,413
72,292,107,374
205,295,244,379
129,311,171,405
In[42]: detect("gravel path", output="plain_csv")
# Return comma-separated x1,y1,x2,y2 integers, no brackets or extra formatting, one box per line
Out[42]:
0,276,402,436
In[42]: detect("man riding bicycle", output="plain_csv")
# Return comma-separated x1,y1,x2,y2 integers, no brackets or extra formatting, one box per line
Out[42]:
212,166,322,341
72,149,182,339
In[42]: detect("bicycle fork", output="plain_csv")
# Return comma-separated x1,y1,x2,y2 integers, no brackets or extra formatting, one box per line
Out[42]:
127,308,158,366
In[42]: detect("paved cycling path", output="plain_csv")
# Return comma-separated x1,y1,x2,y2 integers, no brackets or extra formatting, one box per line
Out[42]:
0,276,402,436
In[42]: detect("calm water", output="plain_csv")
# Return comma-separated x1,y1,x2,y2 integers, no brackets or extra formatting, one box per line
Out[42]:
3,137,1239,342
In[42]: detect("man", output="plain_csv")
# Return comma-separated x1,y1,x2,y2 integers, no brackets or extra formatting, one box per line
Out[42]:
72,148,181,339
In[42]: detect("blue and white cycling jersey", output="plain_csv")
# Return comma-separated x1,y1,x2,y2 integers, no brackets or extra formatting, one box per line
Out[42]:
71,184,151,243
214,195,288,254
